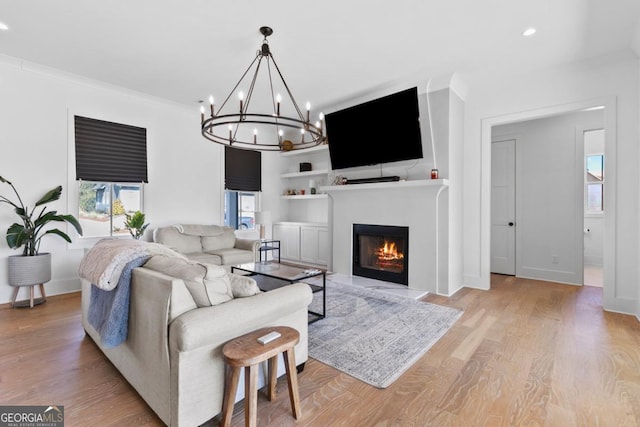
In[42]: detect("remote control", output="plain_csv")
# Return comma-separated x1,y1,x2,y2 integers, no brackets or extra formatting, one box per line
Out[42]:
257,331,281,344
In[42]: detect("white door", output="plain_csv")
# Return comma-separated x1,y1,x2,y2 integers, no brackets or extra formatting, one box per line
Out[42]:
491,139,516,275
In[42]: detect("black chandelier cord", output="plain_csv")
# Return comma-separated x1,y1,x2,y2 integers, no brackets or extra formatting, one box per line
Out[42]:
243,55,262,116
269,53,305,121
265,54,283,137
217,54,260,115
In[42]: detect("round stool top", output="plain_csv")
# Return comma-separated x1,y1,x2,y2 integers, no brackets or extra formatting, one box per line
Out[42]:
223,326,300,367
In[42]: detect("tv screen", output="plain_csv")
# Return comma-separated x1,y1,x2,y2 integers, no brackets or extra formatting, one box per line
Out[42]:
325,87,423,170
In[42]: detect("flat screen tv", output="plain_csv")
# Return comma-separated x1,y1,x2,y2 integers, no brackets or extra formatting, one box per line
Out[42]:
325,86,423,170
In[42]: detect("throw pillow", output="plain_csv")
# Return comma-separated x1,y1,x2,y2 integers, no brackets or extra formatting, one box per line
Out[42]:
201,227,237,251
229,274,262,297
143,256,233,307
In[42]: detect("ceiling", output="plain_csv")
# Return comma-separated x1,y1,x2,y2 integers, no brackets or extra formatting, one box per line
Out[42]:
1,1,639,111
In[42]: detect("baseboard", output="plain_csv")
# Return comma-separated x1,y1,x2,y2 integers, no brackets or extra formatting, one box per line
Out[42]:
519,266,580,285
463,274,489,290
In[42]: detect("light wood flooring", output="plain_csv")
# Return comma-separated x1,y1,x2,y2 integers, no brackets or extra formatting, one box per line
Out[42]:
1,274,639,426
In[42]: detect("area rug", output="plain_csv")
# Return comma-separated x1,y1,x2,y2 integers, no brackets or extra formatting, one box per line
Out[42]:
307,280,463,388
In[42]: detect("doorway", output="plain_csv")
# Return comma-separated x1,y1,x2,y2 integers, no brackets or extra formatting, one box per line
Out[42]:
489,108,605,286
583,128,605,287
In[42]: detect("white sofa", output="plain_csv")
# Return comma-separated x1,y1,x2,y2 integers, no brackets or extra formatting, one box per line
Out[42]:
81,255,312,427
153,224,260,267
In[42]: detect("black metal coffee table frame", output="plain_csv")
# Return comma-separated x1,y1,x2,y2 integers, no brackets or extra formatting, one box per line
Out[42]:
231,262,326,323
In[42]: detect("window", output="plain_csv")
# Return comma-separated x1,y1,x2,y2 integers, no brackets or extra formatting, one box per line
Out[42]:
79,182,143,237
224,147,261,231
586,154,604,213
224,191,257,230
74,116,148,238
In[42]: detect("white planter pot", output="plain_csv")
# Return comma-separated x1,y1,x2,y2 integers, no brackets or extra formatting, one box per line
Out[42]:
8,253,52,286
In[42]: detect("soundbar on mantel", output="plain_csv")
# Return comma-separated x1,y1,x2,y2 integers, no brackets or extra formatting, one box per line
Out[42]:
344,176,400,185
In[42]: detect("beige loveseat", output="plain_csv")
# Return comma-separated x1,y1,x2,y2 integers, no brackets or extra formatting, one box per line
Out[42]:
153,224,260,267
80,247,312,427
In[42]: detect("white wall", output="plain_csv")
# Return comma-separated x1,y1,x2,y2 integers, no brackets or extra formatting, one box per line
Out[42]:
463,51,639,314
447,89,465,295
492,110,603,284
0,55,224,304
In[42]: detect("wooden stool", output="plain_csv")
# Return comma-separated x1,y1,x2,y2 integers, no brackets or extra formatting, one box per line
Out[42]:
221,326,301,427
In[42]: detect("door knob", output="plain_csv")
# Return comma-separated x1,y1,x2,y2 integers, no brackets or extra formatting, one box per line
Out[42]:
508,222,514,226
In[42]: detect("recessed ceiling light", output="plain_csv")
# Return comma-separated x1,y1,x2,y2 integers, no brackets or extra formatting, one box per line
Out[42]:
0,22,9,31
522,27,537,37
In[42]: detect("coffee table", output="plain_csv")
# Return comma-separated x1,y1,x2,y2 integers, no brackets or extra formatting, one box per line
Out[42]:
231,262,326,323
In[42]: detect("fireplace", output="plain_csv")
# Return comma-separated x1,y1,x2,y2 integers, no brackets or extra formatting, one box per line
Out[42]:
352,224,409,285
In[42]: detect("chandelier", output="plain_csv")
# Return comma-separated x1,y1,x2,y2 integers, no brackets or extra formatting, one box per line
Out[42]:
200,26,325,151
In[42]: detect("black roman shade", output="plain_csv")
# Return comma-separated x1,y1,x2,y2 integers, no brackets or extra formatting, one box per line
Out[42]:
225,147,261,191
75,115,148,183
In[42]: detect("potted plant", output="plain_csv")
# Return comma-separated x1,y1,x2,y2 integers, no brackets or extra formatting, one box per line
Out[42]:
124,210,149,240
0,176,83,306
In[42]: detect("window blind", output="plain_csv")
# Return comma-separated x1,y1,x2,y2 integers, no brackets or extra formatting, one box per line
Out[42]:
75,115,148,183
225,147,261,191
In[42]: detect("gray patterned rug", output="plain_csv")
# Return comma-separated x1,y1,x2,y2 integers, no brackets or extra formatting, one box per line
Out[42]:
308,280,463,388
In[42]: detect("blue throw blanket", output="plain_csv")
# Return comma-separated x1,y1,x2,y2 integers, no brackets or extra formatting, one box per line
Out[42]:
88,255,150,348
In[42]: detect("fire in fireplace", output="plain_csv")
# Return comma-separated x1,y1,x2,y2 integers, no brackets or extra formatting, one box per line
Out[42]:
352,224,409,285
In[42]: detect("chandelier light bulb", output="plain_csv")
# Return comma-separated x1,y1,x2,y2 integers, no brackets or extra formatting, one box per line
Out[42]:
306,102,311,122
200,105,205,123
209,95,215,117
276,93,282,116
278,129,283,143
253,128,258,144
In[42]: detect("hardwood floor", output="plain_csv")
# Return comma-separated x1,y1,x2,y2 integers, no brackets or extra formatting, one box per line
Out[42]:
1,274,639,426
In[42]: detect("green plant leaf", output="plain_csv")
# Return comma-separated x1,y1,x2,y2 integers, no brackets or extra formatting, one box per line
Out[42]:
6,223,27,249
35,213,84,236
42,229,72,243
34,210,58,226
59,214,83,235
35,186,62,207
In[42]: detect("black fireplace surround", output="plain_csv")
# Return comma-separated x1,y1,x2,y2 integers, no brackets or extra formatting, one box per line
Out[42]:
352,224,409,286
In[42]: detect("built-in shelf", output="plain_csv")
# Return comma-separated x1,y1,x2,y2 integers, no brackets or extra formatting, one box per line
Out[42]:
280,144,329,157
280,194,329,200
280,169,330,179
319,179,448,193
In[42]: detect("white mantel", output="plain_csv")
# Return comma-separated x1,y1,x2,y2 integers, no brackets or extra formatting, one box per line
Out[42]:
322,179,449,293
